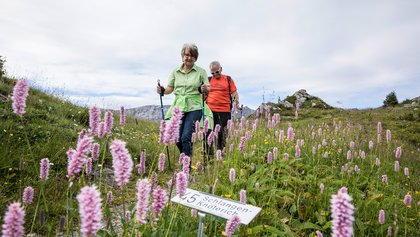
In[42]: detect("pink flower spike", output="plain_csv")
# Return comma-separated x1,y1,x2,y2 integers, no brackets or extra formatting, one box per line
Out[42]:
378,209,385,225
377,121,382,134
158,153,165,172
386,129,391,143
229,168,235,183
89,106,101,135
136,178,151,224
76,185,102,237
91,143,100,161
23,186,34,205
104,111,114,135
239,189,246,204
404,194,412,206
176,171,188,197
395,146,402,159
225,215,241,237
330,187,354,237
40,158,50,181
316,230,323,237
158,120,166,144
267,151,273,164
295,145,300,158
319,183,324,194
152,186,168,216
216,149,222,162
1,202,25,237
11,79,29,116
137,150,146,175
110,139,133,187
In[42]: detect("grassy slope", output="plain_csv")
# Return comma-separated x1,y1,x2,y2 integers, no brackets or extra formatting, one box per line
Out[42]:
1,76,419,235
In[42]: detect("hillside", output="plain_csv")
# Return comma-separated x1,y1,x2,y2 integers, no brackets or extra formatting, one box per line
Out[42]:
1,76,419,236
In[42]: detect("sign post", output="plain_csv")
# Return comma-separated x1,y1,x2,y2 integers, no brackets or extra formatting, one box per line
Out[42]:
171,188,261,235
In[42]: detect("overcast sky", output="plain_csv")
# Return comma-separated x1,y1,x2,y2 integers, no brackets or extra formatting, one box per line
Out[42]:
1,0,419,109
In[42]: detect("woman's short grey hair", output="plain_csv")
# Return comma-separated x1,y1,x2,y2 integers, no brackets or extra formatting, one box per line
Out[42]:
209,61,221,68
181,43,199,60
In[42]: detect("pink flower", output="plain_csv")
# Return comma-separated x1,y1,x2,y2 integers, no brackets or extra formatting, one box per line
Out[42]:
40,158,50,181
104,111,113,135
349,141,355,149
394,161,399,173
78,129,87,140
404,194,412,206
198,131,204,141
273,147,278,160
89,106,101,135
395,146,402,159
284,153,289,161
195,120,200,134
330,187,354,237
91,143,100,161
110,139,133,187
377,121,382,134
125,211,130,222
316,230,323,237
207,131,215,146
137,150,146,175
377,133,381,144
267,151,273,164
23,186,34,205
136,178,151,224
191,132,196,143
203,118,209,133
386,129,391,143
238,136,246,152
240,189,246,204
387,226,392,236
214,124,221,134
229,168,235,183
11,79,29,116
378,209,385,225
182,156,190,175
97,122,105,138
404,167,409,176
85,158,92,175
119,106,126,127
287,126,294,141
1,202,25,237
178,153,185,164
323,151,328,158
164,107,182,144
279,130,284,143
67,137,93,178
346,150,351,160
158,120,166,144
191,209,197,217
158,153,165,171
225,215,241,237
152,186,168,216
295,145,300,158
176,171,188,197
76,185,102,237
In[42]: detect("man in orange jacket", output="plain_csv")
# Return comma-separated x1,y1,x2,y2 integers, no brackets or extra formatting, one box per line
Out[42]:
206,61,239,151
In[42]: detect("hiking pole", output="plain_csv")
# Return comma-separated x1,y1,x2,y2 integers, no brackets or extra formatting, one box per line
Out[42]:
240,104,243,118
158,79,171,170
199,82,207,169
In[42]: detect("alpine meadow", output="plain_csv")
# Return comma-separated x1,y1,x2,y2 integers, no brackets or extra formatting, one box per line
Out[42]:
1,74,419,236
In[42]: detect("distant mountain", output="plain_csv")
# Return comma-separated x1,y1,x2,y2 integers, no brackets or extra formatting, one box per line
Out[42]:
126,105,255,121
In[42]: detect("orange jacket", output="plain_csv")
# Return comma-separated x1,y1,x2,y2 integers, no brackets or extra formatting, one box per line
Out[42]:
206,74,237,112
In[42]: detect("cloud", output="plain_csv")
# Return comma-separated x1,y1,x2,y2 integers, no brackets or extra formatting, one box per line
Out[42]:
1,0,419,110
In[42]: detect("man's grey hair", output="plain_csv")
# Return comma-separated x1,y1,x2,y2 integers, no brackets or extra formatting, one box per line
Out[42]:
181,43,199,60
209,61,221,69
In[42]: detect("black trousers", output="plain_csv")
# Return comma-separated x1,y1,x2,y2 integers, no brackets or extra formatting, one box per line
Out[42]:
211,111,231,151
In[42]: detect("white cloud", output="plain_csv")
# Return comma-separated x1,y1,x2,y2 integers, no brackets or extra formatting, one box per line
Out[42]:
1,0,419,110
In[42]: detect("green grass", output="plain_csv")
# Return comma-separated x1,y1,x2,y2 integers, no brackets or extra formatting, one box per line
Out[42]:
1,76,419,236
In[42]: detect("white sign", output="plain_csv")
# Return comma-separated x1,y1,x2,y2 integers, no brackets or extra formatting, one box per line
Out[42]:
171,188,261,225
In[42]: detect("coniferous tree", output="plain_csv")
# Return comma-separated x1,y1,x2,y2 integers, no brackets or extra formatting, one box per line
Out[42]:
383,91,398,107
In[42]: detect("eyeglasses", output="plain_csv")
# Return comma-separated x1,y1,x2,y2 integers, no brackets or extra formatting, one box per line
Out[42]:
211,71,220,75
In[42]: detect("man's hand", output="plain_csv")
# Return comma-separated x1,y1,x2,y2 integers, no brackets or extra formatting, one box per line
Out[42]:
200,84,209,94
156,86,165,95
